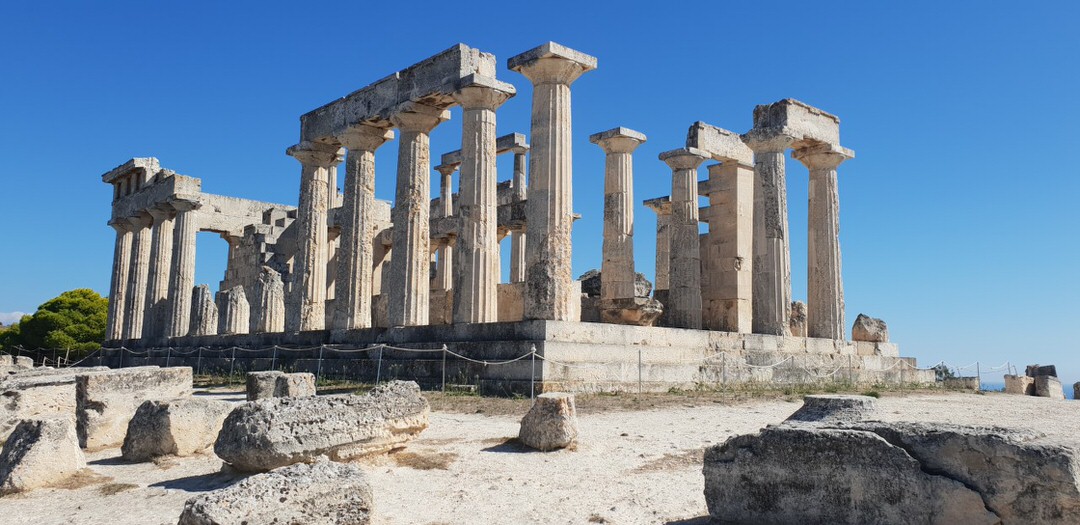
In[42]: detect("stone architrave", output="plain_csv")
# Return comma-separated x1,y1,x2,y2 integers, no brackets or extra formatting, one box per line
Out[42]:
166,199,201,338
220,286,250,335
660,148,708,329
387,103,450,327
254,267,286,333
285,141,344,332
143,205,175,339
190,284,218,336
451,78,515,324
333,125,394,330
432,163,457,292
509,145,528,283
105,219,133,340
508,42,597,321
794,143,854,340
590,127,646,303
123,212,153,340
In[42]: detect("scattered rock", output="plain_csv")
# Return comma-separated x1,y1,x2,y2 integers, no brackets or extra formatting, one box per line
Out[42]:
1004,374,1035,395
1035,376,1065,400
789,301,807,337
1026,364,1057,378
215,380,429,472
76,366,193,450
121,397,234,461
246,371,316,401
785,395,877,424
518,392,578,451
0,417,86,494
598,297,664,327
177,459,373,525
851,313,888,342
14,356,32,369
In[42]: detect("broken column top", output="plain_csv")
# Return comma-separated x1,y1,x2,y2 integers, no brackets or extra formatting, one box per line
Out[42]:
745,98,841,146
589,127,647,149
507,42,598,73
686,122,753,165
436,132,529,170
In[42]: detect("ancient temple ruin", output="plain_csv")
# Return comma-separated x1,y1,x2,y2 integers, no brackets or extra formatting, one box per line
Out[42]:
99,42,931,393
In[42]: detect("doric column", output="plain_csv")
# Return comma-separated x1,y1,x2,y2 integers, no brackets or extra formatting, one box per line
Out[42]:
332,125,394,330
143,205,175,338
105,219,133,340
643,198,672,292
743,133,795,335
190,284,218,336
701,161,755,333
254,267,286,333
387,102,450,326
432,163,457,292
285,141,344,332
794,143,854,339
509,146,528,283
660,148,708,329
122,212,153,339
508,42,597,321
165,199,200,337
451,79,515,324
590,127,646,303
219,285,250,335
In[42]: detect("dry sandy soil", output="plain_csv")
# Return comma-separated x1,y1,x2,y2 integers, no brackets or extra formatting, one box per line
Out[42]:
2,390,1077,525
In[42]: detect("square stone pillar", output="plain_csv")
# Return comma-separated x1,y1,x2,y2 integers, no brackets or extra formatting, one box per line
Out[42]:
508,42,597,321
701,161,755,333
660,148,708,329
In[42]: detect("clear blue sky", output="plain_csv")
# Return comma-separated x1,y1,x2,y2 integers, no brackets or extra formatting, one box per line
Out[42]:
1,1,1077,388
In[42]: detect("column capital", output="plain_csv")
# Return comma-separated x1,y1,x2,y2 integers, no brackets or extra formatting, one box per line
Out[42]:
741,131,796,153
452,74,516,110
659,147,708,170
168,198,202,213
108,218,133,233
337,124,394,152
389,102,451,133
434,163,458,177
127,211,153,229
508,42,597,86
286,141,344,167
792,143,855,170
510,145,530,155
590,127,647,154
146,203,176,222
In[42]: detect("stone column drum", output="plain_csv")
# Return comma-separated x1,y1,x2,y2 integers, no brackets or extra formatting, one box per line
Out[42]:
508,42,597,321
122,213,153,340
794,143,854,339
590,127,646,302
660,148,708,329
333,125,393,330
165,199,200,337
387,103,449,326
285,141,343,332
143,205,175,339
743,133,795,336
451,80,514,324
105,220,133,340
509,146,528,283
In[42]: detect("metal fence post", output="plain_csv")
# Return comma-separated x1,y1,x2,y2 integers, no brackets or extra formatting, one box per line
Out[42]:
441,345,447,392
530,344,536,400
316,345,325,381
196,347,203,376
229,347,236,379
637,348,643,394
375,346,383,385
166,347,172,368
119,347,125,369
976,361,982,392
271,345,278,372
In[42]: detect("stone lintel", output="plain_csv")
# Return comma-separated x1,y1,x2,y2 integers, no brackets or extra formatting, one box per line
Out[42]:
102,157,160,184
507,42,598,74
748,98,841,147
686,122,753,164
643,196,672,214
589,127,647,145
438,132,529,169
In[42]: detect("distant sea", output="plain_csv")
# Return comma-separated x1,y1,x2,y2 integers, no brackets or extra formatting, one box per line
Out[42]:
980,381,1076,400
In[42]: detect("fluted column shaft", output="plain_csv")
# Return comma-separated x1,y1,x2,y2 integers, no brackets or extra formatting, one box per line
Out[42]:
509,149,528,283
591,129,646,302
661,148,708,329
105,220,133,340
433,165,457,292
452,85,512,324
166,200,200,337
285,142,343,332
745,135,795,335
144,206,175,338
122,213,153,339
388,105,448,326
333,126,393,330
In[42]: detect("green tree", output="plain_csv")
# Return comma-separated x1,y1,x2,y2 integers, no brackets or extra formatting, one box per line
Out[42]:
1,289,108,354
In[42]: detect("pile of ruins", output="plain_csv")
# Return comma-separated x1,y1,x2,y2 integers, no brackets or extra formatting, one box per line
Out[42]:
95,42,933,392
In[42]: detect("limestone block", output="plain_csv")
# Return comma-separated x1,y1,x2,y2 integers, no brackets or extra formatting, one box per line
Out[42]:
598,297,663,327
0,367,107,441
1026,364,1058,378
1035,376,1066,400
1004,374,1035,395
246,371,316,401
219,285,250,335
178,459,373,525
215,381,429,472
804,337,835,354
518,392,578,451
875,342,900,357
789,300,807,337
851,313,889,342
13,356,32,369
190,284,218,336
76,366,193,450
0,355,11,367
578,270,652,299
0,417,86,495
854,341,876,357
121,397,234,461
497,283,525,322
749,98,841,145
785,395,877,424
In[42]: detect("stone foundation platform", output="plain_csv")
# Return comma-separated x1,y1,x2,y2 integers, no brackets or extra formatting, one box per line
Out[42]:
98,321,932,396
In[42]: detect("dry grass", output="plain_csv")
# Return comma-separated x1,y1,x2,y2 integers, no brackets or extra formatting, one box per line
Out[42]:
391,450,458,471
98,482,139,495
632,448,704,473
50,469,112,490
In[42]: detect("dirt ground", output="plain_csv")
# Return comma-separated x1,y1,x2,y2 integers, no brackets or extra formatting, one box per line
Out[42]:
2,390,1077,525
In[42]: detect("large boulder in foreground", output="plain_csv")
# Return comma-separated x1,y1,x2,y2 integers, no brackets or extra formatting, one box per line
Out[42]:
704,421,1080,524
518,392,578,451
215,380,429,472
178,459,373,525
121,397,234,461
246,371,316,401
785,394,877,424
0,366,108,441
77,366,193,450
0,417,86,494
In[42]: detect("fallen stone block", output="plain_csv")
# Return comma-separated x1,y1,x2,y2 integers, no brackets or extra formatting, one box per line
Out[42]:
215,380,429,472
0,367,107,442
178,459,373,525
0,417,86,494
851,313,889,342
518,392,578,451
1026,364,1057,378
1035,375,1066,400
246,371,316,401
76,366,193,450
13,356,32,369
785,394,877,424
121,397,234,461
1004,374,1035,395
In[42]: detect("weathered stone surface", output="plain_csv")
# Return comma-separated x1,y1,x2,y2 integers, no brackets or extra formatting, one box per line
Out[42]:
598,297,664,327
246,371,316,401
76,366,193,450
190,284,218,336
0,417,86,494
1004,374,1036,395
1026,364,1058,378
218,285,250,335
0,367,107,441
579,270,652,299
215,380,429,472
177,459,373,525
789,300,807,337
1035,375,1066,400
121,397,234,461
518,392,578,451
13,356,32,369
785,394,877,424
253,266,285,333
851,313,889,342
